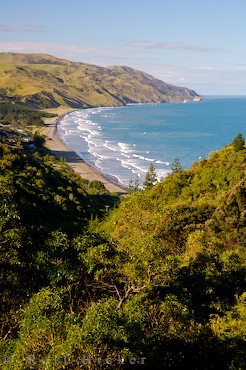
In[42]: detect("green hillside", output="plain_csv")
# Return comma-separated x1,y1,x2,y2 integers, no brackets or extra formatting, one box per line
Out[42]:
0,101,56,127
0,130,245,369
0,53,200,108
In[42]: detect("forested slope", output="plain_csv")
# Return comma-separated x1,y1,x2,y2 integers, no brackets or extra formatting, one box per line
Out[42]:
0,133,245,369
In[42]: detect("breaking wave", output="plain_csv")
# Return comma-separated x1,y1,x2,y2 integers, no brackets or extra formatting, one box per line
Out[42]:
58,108,171,186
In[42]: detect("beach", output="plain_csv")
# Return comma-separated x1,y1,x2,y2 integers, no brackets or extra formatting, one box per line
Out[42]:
42,107,127,194
42,98,246,191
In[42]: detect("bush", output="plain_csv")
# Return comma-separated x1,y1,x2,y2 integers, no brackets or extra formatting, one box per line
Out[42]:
232,133,245,151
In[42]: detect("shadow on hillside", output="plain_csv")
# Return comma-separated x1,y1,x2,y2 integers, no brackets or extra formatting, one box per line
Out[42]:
50,149,85,163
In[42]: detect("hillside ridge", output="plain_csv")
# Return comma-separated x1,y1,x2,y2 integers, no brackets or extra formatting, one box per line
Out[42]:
0,52,201,109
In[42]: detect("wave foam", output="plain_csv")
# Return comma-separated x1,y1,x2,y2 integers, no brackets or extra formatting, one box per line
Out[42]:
59,108,171,187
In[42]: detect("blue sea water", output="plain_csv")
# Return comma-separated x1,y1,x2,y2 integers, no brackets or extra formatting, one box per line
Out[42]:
58,97,246,187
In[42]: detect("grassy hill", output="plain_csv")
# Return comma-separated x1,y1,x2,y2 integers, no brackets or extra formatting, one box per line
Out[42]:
0,52,200,109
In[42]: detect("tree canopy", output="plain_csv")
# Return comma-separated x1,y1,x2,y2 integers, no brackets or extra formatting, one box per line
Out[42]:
232,132,245,151
0,129,245,369
143,163,158,189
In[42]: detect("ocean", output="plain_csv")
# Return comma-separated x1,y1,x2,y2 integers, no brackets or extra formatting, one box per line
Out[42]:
58,96,246,187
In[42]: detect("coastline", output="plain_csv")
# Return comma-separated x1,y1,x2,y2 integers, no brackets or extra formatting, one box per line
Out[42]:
42,107,127,194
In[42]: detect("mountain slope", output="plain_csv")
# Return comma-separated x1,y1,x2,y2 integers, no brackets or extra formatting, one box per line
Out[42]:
0,52,200,108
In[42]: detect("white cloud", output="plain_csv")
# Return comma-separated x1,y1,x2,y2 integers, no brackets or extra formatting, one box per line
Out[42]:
125,40,224,52
194,65,246,72
0,40,128,62
0,25,44,33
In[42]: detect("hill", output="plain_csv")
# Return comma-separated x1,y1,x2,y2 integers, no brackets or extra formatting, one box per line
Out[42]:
0,131,245,369
0,52,200,109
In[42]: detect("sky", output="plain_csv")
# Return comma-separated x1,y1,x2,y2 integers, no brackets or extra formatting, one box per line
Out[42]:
1,0,246,95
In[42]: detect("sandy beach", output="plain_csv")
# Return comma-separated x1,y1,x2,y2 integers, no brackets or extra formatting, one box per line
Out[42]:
42,107,127,194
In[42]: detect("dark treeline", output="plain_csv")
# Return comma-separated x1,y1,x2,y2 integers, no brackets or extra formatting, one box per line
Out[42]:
0,102,55,127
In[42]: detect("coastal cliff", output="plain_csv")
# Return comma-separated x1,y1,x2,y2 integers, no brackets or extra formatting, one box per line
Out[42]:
0,53,201,109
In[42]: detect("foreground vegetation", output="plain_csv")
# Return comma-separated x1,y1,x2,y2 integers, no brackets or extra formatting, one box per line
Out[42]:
0,128,245,369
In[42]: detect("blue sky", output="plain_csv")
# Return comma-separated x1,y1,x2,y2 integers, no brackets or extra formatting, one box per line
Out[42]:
1,0,246,94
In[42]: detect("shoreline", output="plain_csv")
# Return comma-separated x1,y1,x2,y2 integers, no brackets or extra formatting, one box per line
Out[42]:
42,107,127,194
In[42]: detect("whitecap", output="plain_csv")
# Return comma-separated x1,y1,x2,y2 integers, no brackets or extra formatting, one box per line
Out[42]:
155,160,169,165
103,141,118,152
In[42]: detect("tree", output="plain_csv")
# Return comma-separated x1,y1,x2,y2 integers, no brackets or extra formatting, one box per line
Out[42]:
232,133,245,151
128,178,134,193
128,176,140,193
33,131,45,148
143,164,158,189
171,157,183,173
134,176,140,192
